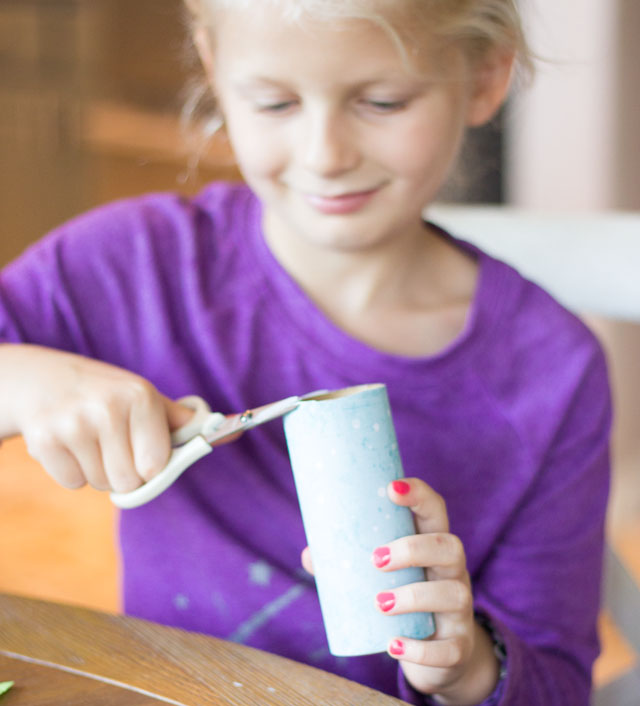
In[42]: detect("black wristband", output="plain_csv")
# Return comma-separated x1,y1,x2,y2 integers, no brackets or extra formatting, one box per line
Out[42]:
475,611,508,681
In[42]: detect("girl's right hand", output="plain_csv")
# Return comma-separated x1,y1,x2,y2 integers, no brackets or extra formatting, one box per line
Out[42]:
6,345,193,493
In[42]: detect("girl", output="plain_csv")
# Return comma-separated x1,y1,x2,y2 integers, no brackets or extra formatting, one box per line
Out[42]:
0,1,610,704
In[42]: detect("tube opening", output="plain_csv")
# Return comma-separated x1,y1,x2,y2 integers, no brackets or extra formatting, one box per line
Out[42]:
303,383,384,402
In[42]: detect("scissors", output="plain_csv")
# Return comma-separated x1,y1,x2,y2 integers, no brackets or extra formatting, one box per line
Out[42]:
110,390,327,509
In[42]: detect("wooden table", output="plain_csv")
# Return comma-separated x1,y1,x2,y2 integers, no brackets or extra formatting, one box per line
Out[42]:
0,593,404,705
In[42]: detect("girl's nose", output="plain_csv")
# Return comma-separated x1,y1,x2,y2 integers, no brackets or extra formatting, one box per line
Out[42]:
300,110,360,177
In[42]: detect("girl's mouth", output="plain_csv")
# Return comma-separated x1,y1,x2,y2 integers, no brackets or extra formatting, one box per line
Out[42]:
302,187,381,215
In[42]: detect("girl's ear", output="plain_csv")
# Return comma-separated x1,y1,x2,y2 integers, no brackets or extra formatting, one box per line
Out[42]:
465,48,516,127
194,26,215,82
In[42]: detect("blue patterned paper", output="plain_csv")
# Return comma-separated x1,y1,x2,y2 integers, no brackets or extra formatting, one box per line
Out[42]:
284,384,435,656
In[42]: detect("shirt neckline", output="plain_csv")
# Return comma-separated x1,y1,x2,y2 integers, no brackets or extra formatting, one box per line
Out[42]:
240,186,508,385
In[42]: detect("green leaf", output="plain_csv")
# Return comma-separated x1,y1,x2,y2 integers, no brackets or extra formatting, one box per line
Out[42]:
0,682,14,696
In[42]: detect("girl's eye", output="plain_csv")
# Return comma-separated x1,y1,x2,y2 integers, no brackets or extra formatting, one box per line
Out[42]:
257,101,297,113
365,99,409,113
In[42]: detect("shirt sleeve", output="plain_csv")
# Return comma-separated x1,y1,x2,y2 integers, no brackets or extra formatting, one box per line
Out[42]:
0,192,196,364
397,343,612,705
0,198,140,354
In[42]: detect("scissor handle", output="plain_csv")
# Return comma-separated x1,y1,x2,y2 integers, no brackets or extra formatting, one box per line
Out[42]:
110,437,213,509
110,396,224,509
170,395,217,445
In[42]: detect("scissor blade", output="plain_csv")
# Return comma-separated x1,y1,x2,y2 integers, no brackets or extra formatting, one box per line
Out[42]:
201,390,328,446
243,389,329,429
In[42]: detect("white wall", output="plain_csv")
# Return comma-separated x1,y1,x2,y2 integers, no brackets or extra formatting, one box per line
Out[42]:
506,0,619,209
505,0,640,531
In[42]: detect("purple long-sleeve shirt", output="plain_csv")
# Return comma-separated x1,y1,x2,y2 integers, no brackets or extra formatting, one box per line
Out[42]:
0,183,611,704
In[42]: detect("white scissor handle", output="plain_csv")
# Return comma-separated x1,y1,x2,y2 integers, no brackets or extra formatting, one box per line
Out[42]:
110,396,224,509
170,395,219,445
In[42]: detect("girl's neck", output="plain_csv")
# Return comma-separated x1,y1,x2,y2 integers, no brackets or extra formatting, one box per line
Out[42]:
264,214,426,308
262,212,479,357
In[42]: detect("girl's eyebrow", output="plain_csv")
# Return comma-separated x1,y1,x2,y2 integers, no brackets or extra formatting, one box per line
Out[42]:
232,77,292,91
233,73,427,93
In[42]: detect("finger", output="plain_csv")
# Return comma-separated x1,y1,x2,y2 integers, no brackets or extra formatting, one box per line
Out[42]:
372,532,467,580
52,415,109,490
388,479,449,534
300,546,314,575
66,438,109,491
374,580,472,620
99,413,141,494
162,395,195,431
386,635,471,670
129,393,175,481
24,429,87,489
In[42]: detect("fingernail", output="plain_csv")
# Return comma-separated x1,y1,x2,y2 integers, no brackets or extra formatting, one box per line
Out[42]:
376,591,396,612
392,480,411,495
372,546,391,568
389,639,405,656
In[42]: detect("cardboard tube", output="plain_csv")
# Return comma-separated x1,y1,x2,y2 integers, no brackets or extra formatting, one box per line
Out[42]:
284,383,435,656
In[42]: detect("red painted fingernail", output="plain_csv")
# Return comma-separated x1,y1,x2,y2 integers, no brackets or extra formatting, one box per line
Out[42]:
389,639,405,656
372,546,391,568
376,592,396,612
392,480,411,495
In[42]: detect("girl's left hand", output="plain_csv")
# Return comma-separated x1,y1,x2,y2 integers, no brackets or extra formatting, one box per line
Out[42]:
374,478,500,705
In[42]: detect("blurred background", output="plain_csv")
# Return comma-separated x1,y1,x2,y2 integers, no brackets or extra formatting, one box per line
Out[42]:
0,0,639,688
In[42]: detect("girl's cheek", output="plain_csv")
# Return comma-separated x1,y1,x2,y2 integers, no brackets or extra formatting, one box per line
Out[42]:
242,157,288,183
228,127,287,177
231,145,276,178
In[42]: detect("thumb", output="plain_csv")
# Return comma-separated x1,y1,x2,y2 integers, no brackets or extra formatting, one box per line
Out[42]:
301,546,315,576
162,396,196,431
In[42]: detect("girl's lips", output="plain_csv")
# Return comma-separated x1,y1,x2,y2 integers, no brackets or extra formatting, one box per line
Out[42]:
303,187,380,215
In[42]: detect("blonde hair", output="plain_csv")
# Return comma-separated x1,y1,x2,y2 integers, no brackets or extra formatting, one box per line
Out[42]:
185,0,532,72
181,0,533,172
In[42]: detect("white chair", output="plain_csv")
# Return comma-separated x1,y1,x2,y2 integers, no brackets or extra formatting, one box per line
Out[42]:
428,204,640,705
429,206,640,322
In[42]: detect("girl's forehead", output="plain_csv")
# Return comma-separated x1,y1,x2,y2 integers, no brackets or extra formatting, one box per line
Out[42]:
206,0,433,46
209,2,447,76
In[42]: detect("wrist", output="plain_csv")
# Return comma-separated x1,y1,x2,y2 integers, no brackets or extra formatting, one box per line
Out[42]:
0,343,31,438
431,617,504,706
